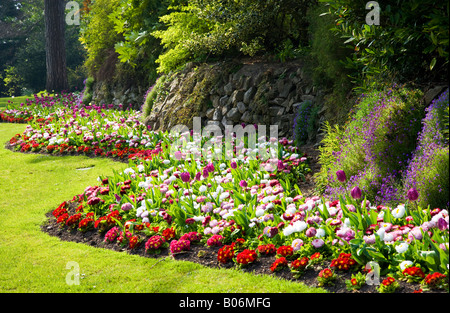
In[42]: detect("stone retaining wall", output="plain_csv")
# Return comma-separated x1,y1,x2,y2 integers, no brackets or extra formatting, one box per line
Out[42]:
144,59,324,139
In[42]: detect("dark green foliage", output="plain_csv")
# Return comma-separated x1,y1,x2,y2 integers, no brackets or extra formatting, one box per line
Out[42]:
325,0,449,91
14,30,47,93
109,0,171,83
2,66,24,97
443,105,449,144
80,0,172,95
306,3,353,93
304,2,355,126
0,0,45,95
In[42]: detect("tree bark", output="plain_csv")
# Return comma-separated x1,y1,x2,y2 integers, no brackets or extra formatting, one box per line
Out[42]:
44,0,68,92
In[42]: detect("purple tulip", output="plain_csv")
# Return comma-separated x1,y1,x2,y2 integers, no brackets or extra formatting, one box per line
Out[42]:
239,180,248,188
336,170,346,182
230,161,237,169
351,186,362,199
407,188,419,201
277,160,285,170
180,172,191,183
206,162,215,173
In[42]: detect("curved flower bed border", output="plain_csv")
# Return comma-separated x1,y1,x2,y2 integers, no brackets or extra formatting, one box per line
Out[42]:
41,208,423,294
41,192,448,294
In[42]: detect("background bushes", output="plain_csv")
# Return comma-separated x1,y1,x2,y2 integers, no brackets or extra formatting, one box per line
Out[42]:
325,0,449,91
0,0,86,95
152,0,316,73
79,0,121,80
305,3,355,126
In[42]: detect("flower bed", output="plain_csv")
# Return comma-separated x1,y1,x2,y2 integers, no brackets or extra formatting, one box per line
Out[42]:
4,95,162,161
4,92,450,293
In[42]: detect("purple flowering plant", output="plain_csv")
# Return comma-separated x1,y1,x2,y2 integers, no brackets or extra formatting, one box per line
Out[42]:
318,85,427,206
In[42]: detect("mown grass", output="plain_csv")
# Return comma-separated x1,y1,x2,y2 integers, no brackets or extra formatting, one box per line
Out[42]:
0,92,52,109
0,123,325,293
0,96,30,109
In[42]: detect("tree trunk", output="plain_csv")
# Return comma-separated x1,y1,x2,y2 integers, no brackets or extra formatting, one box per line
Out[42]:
44,0,68,92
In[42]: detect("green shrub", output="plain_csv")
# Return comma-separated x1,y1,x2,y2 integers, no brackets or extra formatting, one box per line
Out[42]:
303,2,356,126
80,0,121,76
314,121,346,194
442,105,449,144
82,93,93,106
109,0,169,84
85,77,94,90
151,5,213,74
68,65,88,92
152,0,315,73
306,3,353,93
2,66,24,97
275,39,304,62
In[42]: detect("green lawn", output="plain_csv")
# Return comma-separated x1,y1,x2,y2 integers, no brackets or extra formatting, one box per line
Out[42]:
0,96,30,109
0,123,325,293
0,92,51,109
